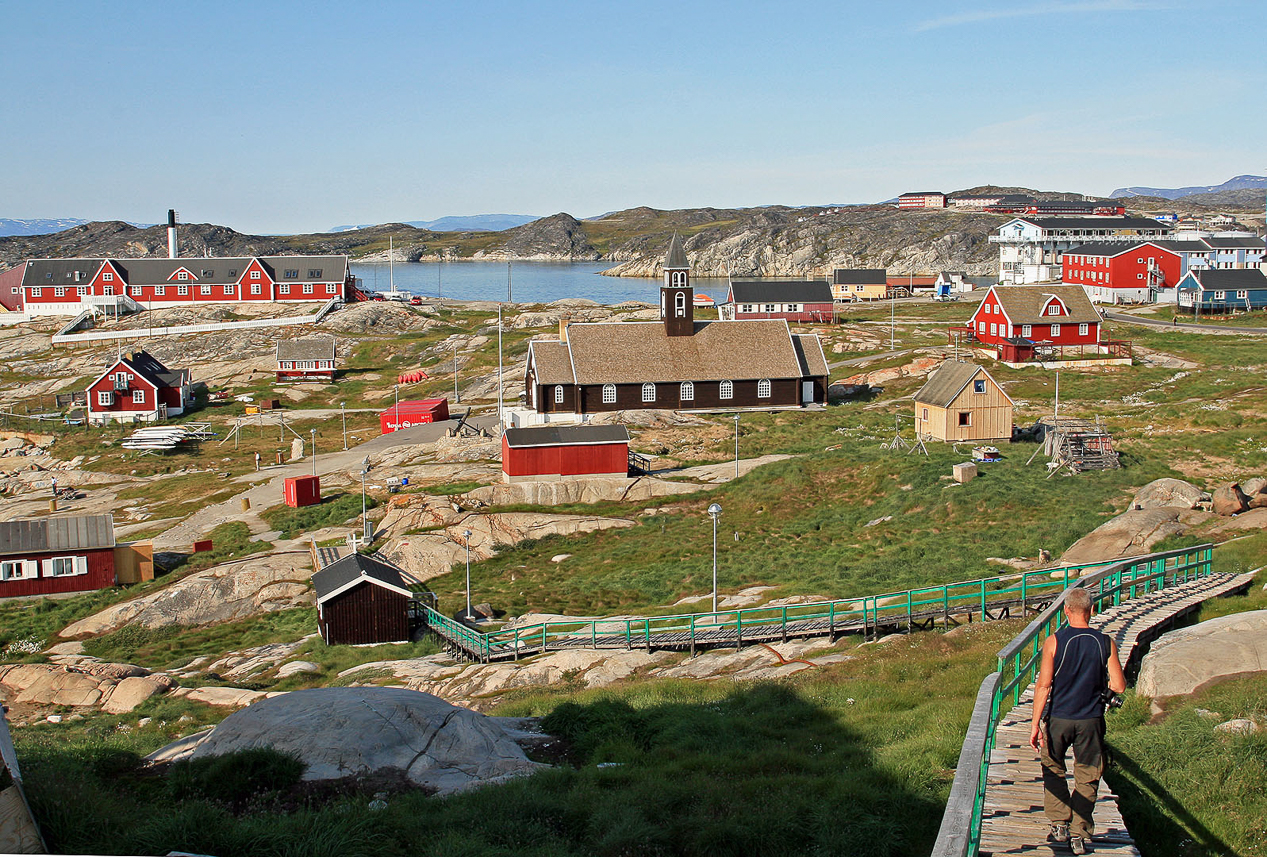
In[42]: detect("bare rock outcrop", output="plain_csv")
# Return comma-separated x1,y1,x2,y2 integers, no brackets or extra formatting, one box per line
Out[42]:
59,551,314,638
1137,610,1267,700
838,355,943,388
0,661,174,712
1131,477,1207,510
171,687,544,794
462,477,699,508
1212,483,1250,516
1059,508,1203,565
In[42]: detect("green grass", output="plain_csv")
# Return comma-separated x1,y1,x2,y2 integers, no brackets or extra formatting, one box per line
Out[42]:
1109,674,1267,857
176,521,273,572
261,493,376,540
82,608,315,671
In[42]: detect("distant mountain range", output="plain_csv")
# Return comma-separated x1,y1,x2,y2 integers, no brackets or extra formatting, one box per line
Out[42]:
1110,174,1266,200
0,217,153,237
327,214,539,233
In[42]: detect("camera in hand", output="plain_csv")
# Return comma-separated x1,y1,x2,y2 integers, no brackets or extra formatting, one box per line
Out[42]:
1101,688,1124,710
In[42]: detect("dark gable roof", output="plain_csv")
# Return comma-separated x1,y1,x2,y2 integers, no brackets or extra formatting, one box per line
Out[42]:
529,340,575,385
914,362,993,408
277,336,336,362
21,259,105,288
987,285,1100,325
791,334,829,377
563,320,815,384
832,269,887,285
1013,216,1171,231
1065,242,1142,258
504,425,630,449
0,515,115,556
1186,268,1267,290
900,191,944,197
664,234,689,269
1203,236,1265,249
121,351,187,390
1151,240,1215,253
728,280,833,304
113,258,250,285
312,553,411,602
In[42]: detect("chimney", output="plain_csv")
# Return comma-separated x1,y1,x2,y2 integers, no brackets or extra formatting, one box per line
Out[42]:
559,317,570,342
167,209,178,259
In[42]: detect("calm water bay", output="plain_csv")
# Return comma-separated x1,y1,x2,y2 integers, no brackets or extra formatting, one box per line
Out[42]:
350,260,729,306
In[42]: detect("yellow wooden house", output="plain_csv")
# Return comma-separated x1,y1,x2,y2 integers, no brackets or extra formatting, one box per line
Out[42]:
914,361,1014,443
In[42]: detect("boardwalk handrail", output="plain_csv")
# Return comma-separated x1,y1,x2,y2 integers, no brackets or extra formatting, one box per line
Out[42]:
421,554,1140,663
930,543,1213,857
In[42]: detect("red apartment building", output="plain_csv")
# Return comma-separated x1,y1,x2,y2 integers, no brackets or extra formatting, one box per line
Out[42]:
1062,242,1186,303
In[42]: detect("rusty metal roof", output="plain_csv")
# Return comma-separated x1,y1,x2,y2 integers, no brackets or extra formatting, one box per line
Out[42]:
0,515,115,556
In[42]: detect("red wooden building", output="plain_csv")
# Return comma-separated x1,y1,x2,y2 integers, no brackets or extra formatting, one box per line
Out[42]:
1062,242,1184,304
284,476,321,508
0,515,116,599
898,192,947,209
0,265,25,312
968,285,1101,348
86,350,191,425
379,399,449,434
719,280,834,323
502,425,631,483
313,553,417,645
276,336,337,382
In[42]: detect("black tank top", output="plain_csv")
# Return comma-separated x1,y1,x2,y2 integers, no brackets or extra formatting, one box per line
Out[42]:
1049,626,1110,720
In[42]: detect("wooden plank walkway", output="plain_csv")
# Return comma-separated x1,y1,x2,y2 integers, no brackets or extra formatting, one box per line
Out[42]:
978,572,1254,857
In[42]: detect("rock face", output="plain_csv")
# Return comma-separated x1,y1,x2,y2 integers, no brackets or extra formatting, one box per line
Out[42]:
1131,478,1206,510
183,687,543,794
838,355,943,388
59,551,314,638
1211,483,1250,516
0,661,173,712
1136,609,1267,699
1059,508,1196,565
462,477,699,508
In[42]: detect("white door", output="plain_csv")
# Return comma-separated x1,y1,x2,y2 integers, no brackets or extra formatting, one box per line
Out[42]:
802,381,815,403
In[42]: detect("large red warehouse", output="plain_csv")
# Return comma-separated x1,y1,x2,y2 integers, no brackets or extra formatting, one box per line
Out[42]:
0,515,117,599
379,399,449,434
502,425,631,483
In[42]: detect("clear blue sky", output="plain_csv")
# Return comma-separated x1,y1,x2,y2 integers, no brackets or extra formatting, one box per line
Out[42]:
3,0,1263,234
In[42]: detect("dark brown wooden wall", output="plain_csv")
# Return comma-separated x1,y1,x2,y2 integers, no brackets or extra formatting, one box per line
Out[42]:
319,583,410,645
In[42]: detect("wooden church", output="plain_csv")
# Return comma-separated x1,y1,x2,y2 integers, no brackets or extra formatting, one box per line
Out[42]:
524,235,829,415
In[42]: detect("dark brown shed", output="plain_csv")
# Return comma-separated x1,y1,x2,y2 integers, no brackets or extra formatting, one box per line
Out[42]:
313,553,415,645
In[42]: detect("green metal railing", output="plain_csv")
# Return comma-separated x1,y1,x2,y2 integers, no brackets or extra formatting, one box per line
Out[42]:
930,544,1213,857
420,555,1142,663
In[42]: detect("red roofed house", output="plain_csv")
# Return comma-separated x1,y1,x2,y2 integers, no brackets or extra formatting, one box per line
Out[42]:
968,285,1101,358
86,350,192,425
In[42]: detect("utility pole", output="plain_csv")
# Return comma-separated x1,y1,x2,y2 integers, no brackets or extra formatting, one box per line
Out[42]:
733,413,740,479
453,344,459,403
497,303,504,425
507,261,512,303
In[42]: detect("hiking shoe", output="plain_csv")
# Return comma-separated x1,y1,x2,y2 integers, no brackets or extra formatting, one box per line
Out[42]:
1047,823,1070,845
1070,835,1088,855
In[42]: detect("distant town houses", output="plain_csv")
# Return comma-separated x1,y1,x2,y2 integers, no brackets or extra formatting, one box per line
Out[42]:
719,279,835,322
523,236,829,417
16,254,354,316
86,350,191,425
276,336,338,382
990,216,1174,285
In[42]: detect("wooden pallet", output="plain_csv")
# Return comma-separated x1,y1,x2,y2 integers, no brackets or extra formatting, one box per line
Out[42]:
978,572,1253,857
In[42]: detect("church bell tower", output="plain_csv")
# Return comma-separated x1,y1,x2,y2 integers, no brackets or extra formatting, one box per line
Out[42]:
661,233,693,337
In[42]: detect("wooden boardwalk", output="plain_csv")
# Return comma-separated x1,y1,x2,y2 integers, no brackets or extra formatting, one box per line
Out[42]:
978,571,1254,857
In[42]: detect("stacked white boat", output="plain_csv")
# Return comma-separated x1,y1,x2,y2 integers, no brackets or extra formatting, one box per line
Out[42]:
121,423,215,451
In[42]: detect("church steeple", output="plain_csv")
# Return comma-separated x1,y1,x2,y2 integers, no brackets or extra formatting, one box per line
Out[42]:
661,233,693,336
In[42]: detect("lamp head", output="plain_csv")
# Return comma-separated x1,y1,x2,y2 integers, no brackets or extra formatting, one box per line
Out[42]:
463,529,472,538
707,503,722,518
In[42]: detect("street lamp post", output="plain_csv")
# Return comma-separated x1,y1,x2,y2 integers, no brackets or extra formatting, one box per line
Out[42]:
733,413,740,479
463,528,474,620
310,429,316,477
453,345,460,403
707,503,722,613
340,402,347,450
360,455,372,544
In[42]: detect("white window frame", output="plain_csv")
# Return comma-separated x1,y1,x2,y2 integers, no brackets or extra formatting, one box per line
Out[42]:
1236,290,1249,300
97,390,114,406
326,284,338,294
1051,323,1061,336
31,287,41,297
279,285,290,295
103,285,114,296
1021,324,1031,337
102,272,113,282
719,380,733,400
303,284,314,295
251,284,262,295
132,390,146,404
1047,304,1060,316
177,271,189,281
641,383,656,403
1,560,35,581
757,378,771,398
224,285,235,295
77,286,88,296
43,556,86,578
602,384,616,404
155,285,165,296
1214,290,1225,300
1078,323,1089,336
54,286,66,297
178,285,189,296
680,381,694,401
250,270,261,280
200,284,212,295
553,386,564,404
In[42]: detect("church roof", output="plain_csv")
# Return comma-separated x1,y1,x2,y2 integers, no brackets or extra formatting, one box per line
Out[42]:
664,234,689,270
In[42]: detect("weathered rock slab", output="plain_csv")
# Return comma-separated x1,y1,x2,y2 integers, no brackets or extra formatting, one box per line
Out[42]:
1060,508,1191,564
1136,609,1267,699
1131,477,1206,510
182,687,543,794
1212,483,1250,517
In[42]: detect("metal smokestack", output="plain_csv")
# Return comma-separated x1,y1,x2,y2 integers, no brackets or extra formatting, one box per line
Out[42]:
167,209,178,258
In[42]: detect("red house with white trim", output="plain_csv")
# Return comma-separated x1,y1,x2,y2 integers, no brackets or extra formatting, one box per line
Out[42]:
969,285,1101,348
0,515,117,599
86,350,191,425
502,425,631,483
1062,242,1185,304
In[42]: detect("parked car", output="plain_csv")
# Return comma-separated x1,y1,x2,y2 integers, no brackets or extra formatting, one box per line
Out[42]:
409,296,423,306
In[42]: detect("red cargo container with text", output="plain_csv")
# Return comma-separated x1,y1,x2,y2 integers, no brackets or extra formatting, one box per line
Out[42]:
284,475,321,508
379,398,449,434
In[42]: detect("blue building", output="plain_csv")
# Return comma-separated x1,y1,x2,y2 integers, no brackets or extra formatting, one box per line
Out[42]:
1175,268,1267,313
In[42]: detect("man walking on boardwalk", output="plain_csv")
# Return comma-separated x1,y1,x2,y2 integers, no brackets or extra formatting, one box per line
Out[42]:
1029,587,1127,854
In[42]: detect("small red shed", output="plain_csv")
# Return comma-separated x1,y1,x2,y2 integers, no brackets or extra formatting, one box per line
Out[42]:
502,425,631,483
379,398,449,434
284,475,321,508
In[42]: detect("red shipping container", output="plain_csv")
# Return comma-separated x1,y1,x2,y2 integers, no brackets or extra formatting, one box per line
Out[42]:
379,398,449,434
192,540,213,553
284,475,321,508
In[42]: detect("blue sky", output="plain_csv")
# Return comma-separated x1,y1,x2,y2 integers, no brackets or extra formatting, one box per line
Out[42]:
2,0,1263,233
